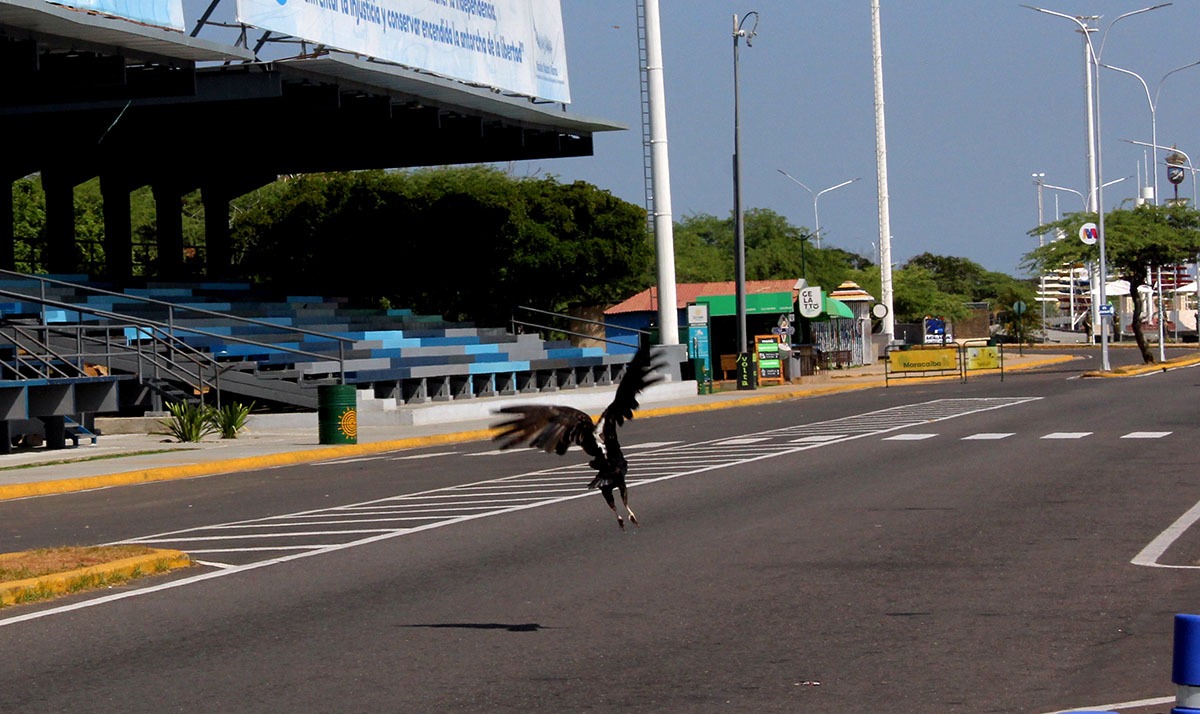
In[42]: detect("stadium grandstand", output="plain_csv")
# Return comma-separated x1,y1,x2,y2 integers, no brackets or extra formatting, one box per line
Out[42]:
0,0,680,450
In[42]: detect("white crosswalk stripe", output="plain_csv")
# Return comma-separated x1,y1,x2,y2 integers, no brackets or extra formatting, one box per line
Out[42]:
112,397,1043,567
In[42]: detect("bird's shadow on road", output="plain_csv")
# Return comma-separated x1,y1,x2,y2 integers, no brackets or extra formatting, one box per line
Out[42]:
402,622,550,633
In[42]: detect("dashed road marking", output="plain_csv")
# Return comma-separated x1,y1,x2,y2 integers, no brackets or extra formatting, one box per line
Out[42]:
0,396,1046,626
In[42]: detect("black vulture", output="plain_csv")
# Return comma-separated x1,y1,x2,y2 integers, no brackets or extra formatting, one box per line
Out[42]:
491,344,666,530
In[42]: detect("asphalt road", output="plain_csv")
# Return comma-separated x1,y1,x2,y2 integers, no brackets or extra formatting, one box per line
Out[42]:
0,351,1197,713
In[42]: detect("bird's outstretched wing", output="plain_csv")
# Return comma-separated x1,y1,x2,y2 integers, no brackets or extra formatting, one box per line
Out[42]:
598,344,667,460
491,345,667,466
601,344,666,430
492,405,602,458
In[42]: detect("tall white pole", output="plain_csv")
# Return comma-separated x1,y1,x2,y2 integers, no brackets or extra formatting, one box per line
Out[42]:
643,0,678,346
1081,22,1100,213
1034,173,1046,333
1080,21,1108,361
732,14,747,355
871,0,895,344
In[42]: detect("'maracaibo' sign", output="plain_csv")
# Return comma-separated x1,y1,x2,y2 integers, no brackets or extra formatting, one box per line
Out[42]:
889,348,958,373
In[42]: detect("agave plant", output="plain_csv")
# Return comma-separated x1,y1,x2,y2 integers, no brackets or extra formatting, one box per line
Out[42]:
158,401,219,443
208,401,254,439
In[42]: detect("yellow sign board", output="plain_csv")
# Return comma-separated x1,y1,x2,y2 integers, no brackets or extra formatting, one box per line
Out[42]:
965,346,1000,371
889,348,958,372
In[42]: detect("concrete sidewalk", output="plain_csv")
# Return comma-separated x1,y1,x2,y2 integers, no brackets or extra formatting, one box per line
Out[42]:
0,352,1085,500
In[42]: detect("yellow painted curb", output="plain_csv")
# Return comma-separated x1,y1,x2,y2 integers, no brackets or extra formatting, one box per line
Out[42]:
0,548,191,607
0,352,1081,502
1081,353,1200,378
0,428,502,502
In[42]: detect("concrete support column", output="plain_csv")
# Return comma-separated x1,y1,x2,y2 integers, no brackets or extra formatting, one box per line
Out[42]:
202,184,232,279
42,170,79,275
152,182,185,279
0,179,13,271
100,175,133,283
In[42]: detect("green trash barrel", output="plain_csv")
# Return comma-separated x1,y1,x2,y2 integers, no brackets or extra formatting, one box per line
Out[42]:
318,384,357,445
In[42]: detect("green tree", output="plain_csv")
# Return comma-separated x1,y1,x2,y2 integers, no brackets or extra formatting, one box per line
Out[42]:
671,209,857,290
12,176,45,273
890,264,971,323
1025,203,1200,362
672,213,732,282
229,168,651,326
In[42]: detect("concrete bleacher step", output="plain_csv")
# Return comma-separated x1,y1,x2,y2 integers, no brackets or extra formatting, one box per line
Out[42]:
14,274,640,411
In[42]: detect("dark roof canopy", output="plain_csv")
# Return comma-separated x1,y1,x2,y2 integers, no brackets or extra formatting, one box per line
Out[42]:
0,0,623,192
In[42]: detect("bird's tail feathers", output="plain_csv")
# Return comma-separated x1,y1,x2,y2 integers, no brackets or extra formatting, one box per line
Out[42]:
587,474,617,491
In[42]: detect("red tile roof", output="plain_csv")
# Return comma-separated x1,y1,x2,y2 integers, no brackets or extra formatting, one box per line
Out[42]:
605,279,799,314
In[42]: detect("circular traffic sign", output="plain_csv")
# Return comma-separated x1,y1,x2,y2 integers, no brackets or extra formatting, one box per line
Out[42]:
871,303,889,319
1079,222,1098,245
1012,300,1027,315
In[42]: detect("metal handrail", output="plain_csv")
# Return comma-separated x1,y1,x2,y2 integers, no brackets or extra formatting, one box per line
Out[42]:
0,285,349,384
511,305,647,350
0,322,220,402
0,269,353,380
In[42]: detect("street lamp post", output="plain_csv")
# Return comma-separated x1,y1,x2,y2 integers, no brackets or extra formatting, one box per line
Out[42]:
776,170,861,250
1124,139,1196,361
732,11,758,360
1033,172,1047,333
1101,59,1200,207
1041,176,1128,337
1023,3,1172,370
1124,139,1197,206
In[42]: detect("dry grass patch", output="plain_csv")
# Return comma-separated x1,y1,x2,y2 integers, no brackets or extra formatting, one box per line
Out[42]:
0,545,157,581
0,545,191,608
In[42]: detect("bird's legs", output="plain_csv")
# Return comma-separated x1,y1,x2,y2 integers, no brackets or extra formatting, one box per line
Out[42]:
601,487,626,530
620,485,639,528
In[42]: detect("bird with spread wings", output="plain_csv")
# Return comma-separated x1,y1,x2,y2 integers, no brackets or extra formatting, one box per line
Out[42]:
491,344,666,530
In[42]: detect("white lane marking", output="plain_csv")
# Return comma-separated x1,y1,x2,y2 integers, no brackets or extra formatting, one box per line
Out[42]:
789,435,848,443
715,437,772,445
1041,432,1092,439
1121,431,1172,439
189,546,338,554
1132,499,1200,569
465,449,535,457
625,441,685,449
962,433,1014,440
1042,695,1175,713
312,457,385,466
388,452,459,460
0,396,1045,627
133,529,395,543
883,433,937,441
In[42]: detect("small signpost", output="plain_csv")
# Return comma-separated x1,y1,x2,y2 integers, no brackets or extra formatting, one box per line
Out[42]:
1012,300,1027,355
735,353,754,390
754,334,784,386
798,286,823,319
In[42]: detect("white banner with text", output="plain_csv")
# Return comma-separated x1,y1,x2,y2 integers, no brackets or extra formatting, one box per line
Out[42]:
236,0,570,103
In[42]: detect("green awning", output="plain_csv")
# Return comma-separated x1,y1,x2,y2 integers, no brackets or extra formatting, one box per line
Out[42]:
824,297,855,319
696,291,794,317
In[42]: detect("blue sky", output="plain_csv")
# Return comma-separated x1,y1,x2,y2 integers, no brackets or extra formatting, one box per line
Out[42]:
513,2,1200,277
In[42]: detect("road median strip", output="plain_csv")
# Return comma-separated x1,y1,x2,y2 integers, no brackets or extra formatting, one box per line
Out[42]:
1081,352,1200,378
0,547,191,607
